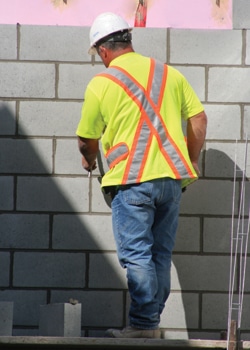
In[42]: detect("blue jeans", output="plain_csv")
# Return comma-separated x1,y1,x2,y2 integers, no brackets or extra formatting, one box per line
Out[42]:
111,177,182,329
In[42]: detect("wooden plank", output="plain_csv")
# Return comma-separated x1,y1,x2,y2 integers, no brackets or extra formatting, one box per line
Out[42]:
0,336,229,349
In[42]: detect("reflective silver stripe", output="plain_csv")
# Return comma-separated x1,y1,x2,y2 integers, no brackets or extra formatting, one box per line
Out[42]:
150,61,165,105
106,143,129,168
102,60,191,182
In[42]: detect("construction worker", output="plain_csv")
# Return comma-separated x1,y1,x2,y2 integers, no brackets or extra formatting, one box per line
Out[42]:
76,12,207,339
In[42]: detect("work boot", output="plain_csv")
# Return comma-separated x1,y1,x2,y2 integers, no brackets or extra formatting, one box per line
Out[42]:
105,326,161,338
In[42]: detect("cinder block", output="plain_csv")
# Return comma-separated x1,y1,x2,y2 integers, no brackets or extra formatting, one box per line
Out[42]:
0,101,16,135
0,290,47,326
180,180,238,216
203,218,232,253
243,105,250,139
0,139,53,174
19,101,82,137
0,302,13,336
58,64,104,99
52,214,115,251
204,104,241,140
0,253,10,287
89,253,127,289
13,252,86,288
0,214,49,249
170,29,241,65
208,67,250,103
20,25,90,62
0,25,17,59
172,255,230,291
91,177,112,213
54,140,83,175
233,0,250,29
0,176,14,210
161,292,199,329
205,143,247,178
173,66,205,101
132,28,167,62
51,291,124,328
16,177,89,212
0,62,55,98
39,303,81,337
175,216,200,252
202,294,228,330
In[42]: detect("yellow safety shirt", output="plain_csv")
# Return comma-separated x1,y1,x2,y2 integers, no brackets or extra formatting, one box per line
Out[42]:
76,52,204,189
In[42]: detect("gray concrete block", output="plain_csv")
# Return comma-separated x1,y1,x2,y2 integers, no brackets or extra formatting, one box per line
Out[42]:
205,142,248,178
202,293,229,330
204,104,241,140
170,29,242,65
204,217,250,254
243,105,250,139
13,252,86,288
0,214,49,249
233,0,250,29
243,258,250,292
173,66,205,102
91,178,112,213
20,26,90,62
203,218,233,253
172,255,230,291
16,177,89,212
0,290,47,326
175,217,200,252
39,303,81,337
89,253,126,289
12,328,39,336
0,302,13,336
180,180,238,216
51,290,124,328
132,28,167,62
52,214,115,251
0,139,52,174
0,253,10,287
54,140,83,175
0,176,14,210
161,292,199,329
0,62,55,98
58,64,104,99
0,25,17,59
208,67,250,103
246,31,250,65
19,101,82,137
188,331,222,340
0,101,16,135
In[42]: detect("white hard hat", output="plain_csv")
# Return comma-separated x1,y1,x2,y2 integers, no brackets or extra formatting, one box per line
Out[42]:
88,12,132,55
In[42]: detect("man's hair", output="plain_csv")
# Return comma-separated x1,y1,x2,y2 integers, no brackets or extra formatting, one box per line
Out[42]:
95,30,132,52
99,41,131,51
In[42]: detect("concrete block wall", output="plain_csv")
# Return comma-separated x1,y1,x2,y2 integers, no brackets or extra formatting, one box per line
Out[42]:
0,2,250,339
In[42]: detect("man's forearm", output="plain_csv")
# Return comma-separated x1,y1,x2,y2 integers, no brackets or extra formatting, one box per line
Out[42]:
78,136,99,171
186,111,207,172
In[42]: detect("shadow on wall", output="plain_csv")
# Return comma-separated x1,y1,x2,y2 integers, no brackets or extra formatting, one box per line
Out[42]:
172,146,250,340
0,102,249,338
0,103,127,337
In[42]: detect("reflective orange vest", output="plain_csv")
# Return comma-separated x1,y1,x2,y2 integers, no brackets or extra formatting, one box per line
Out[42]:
97,58,197,187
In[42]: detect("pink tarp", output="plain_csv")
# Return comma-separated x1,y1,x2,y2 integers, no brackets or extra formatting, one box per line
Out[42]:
0,0,232,29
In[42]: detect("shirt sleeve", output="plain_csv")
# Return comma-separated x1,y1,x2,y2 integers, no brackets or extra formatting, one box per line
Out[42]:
180,73,204,120
76,83,105,139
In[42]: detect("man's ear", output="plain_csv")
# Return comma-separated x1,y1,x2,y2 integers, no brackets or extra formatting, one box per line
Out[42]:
99,46,108,58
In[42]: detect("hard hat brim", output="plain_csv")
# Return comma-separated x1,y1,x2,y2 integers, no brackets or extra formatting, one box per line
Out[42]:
88,46,97,55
